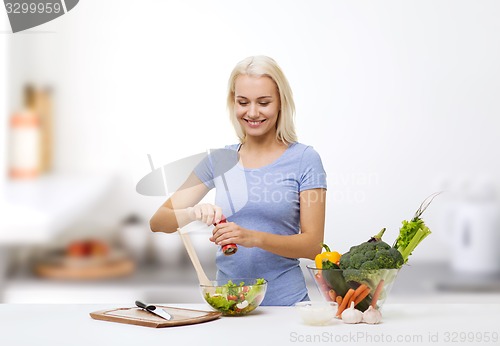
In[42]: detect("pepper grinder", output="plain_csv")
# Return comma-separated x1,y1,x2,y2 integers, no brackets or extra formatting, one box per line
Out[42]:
215,217,237,255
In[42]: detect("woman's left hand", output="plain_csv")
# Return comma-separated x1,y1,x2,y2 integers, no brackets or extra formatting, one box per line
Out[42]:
210,221,258,248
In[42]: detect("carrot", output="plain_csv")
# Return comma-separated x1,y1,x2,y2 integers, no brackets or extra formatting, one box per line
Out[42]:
371,279,385,308
347,284,369,307
328,289,337,301
353,287,371,306
350,284,368,302
336,288,355,317
336,295,343,306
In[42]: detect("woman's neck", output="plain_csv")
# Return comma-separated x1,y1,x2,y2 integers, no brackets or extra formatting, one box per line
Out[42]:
241,134,287,153
238,135,289,169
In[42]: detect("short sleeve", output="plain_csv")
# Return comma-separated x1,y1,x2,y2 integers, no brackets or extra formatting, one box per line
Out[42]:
193,145,240,190
299,146,327,192
193,155,215,190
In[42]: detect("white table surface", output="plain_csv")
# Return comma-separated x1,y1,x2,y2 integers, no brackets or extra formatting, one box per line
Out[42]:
0,303,499,346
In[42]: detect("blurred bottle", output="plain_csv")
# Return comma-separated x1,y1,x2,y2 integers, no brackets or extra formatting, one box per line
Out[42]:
36,87,53,174
8,85,41,179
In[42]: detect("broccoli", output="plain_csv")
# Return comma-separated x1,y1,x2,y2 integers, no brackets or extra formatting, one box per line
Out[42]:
339,236,403,271
338,228,403,294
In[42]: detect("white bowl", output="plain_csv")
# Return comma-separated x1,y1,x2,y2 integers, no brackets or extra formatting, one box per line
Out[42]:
295,301,338,325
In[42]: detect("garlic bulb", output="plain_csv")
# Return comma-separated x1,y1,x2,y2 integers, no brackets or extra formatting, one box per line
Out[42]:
341,302,363,324
363,305,382,324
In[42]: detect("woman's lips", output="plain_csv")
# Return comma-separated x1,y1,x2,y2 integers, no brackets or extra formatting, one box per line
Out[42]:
244,119,266,128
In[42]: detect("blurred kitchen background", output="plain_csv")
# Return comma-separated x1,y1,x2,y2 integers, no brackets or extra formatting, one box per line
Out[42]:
1,0,500,304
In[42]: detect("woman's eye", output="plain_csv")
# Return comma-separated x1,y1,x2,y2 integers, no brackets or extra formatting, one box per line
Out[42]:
259,102,270,106
238,102,249,106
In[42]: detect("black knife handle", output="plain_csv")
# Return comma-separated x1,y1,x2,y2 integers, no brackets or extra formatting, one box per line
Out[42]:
135,300,147,309
135,300,157,311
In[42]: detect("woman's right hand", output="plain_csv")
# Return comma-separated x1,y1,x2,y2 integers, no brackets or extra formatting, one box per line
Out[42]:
186,203,223,225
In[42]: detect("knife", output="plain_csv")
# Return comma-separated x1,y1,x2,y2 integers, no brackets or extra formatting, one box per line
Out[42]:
135,300,172,320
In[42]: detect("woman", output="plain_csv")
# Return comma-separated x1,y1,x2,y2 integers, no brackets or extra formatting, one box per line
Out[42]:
150,56,327,305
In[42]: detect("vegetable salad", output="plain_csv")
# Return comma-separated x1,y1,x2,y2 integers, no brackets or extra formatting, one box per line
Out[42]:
203,278,267,316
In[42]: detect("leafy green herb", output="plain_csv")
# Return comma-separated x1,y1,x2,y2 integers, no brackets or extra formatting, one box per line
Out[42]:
393,192,441,263
204,293,236,311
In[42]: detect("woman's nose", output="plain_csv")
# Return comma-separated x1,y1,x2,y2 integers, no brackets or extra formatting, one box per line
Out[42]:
247,103,259,118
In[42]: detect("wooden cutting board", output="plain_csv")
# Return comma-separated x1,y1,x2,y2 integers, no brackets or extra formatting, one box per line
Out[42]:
90,306,222,328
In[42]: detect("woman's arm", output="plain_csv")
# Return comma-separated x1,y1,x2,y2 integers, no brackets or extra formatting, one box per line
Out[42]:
150,172,218,233
211,188,326,260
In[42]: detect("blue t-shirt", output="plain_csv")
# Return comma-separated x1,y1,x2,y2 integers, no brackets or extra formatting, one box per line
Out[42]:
194,142,327,306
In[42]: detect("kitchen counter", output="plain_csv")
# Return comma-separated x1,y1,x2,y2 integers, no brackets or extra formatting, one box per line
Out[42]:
0,303,499,346
5,261,500,304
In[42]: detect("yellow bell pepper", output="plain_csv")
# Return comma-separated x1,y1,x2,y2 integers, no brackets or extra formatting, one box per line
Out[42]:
314,243,341,269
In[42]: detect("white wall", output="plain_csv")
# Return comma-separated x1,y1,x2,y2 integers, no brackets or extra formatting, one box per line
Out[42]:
7,0,500,261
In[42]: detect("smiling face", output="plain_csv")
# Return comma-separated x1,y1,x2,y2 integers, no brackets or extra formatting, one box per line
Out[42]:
234,74,281,141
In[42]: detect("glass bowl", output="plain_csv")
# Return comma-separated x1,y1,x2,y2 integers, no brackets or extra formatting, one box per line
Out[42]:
200,278,267,316
295,301,338,325
307,266,399,313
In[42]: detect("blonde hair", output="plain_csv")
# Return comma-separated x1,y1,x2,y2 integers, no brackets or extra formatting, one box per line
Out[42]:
227,56,297,144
